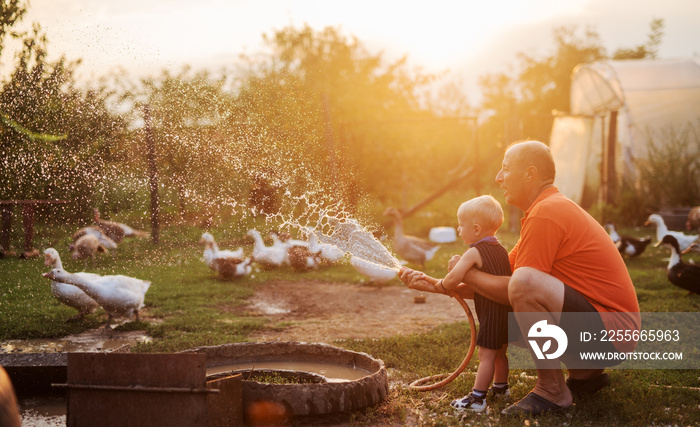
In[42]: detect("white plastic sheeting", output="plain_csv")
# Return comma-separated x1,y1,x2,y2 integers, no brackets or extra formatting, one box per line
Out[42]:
551,58,700,206
550,115,600,208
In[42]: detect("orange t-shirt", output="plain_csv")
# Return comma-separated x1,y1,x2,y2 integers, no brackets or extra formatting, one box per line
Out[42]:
509,187,640,347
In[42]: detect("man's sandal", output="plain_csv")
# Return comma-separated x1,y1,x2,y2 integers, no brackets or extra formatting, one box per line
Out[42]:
500,392,573,416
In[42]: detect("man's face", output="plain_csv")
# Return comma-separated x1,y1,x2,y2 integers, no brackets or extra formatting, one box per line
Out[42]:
495,146,528,209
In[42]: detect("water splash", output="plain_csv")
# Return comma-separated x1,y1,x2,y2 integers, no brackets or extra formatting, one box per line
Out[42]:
271,197,402,272
3,110,404,274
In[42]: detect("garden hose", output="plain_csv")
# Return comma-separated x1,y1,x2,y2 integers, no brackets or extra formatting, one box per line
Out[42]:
409,289,477,391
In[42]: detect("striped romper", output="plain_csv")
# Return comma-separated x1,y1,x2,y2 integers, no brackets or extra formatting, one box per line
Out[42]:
471,237,513,349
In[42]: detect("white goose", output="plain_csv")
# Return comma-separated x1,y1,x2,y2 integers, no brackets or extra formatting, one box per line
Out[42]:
269,232,295,266
72,226,118,249
199,232,244,269
69,234,108,265
94,208,149,243
271,230,310,248
43,248,101,320
349,255,397,284
645,214,698,252
246,229,287,268
42,268,151,329
305,227,345,264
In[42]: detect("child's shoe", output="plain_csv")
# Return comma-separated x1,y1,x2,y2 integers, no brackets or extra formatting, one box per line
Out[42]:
450,392,487,413
490,385,510,398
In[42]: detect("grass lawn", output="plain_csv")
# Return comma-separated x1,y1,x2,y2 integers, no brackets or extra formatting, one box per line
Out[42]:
1,220,699,425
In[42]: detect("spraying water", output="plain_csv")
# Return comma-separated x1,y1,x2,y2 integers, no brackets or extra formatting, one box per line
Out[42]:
272,197,403,272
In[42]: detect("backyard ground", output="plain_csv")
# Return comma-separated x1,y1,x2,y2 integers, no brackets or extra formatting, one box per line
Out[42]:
15,279,471,427
243,279,472,344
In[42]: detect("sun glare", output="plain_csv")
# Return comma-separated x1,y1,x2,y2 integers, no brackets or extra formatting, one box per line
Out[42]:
14,0,591,79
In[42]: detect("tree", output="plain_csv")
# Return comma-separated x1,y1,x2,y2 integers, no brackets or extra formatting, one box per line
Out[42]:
228,24,470,214
477,20,666,150
613,18,664,60
0,24,126,220
0,0,26,56
114,67,236,221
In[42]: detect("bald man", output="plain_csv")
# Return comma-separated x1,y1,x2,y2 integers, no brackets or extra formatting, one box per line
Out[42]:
399,140,640,415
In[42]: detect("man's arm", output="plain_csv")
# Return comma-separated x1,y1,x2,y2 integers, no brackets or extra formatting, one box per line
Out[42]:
462,268,510,305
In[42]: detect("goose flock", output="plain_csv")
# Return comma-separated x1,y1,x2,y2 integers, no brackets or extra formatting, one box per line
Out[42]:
203,228,347,278
39,211,152,329
33,205,699,332
42,267,150,329
608,211,699,295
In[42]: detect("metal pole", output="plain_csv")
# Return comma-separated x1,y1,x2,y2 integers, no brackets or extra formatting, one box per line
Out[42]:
144,104,160,244
606,110,618,206
1,205,12,254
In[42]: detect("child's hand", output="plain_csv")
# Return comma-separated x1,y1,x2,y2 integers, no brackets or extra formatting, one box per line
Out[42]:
447,255,461,272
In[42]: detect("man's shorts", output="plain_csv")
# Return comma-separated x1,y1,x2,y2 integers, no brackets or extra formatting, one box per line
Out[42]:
559,283,624,368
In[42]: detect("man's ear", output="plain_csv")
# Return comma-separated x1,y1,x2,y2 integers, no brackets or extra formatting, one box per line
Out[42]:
525,165,537,181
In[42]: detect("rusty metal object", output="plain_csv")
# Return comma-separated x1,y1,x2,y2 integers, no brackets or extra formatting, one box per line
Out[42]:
206,374,243,427
63,353,210,427
184,341,389,417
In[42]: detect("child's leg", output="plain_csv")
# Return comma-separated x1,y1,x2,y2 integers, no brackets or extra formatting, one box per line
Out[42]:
451,345,497,412
473,346,499,392
491,345,510,396
493,345,509,384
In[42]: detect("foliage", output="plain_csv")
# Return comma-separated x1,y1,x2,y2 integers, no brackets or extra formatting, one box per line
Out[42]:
115,67,241,220
0,25,126,221
593,121,700,227
478,25,607,146
0,0,25,56
229,25,480,211
477,20,664,150
636,123,700,209
613,18,665,60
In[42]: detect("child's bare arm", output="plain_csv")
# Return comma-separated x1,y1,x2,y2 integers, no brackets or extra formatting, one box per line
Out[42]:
441,247,481,291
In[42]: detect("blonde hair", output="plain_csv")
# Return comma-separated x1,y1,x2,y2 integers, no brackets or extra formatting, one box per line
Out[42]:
458,195,504,233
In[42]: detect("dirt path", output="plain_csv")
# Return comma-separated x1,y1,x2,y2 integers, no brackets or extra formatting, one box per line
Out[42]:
245,280,475,344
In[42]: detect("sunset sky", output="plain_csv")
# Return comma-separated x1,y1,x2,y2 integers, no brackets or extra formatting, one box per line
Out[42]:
10,0,700,100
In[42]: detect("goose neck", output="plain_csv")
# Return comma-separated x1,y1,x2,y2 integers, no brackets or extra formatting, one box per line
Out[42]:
57,272,91,289
654,220,668,237
667,246,682,270
53,256,64,270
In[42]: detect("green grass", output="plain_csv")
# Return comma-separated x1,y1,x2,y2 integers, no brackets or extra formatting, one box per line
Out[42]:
1,220,699,425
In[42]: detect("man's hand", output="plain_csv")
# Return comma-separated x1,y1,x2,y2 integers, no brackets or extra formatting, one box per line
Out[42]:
399,267,441,293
